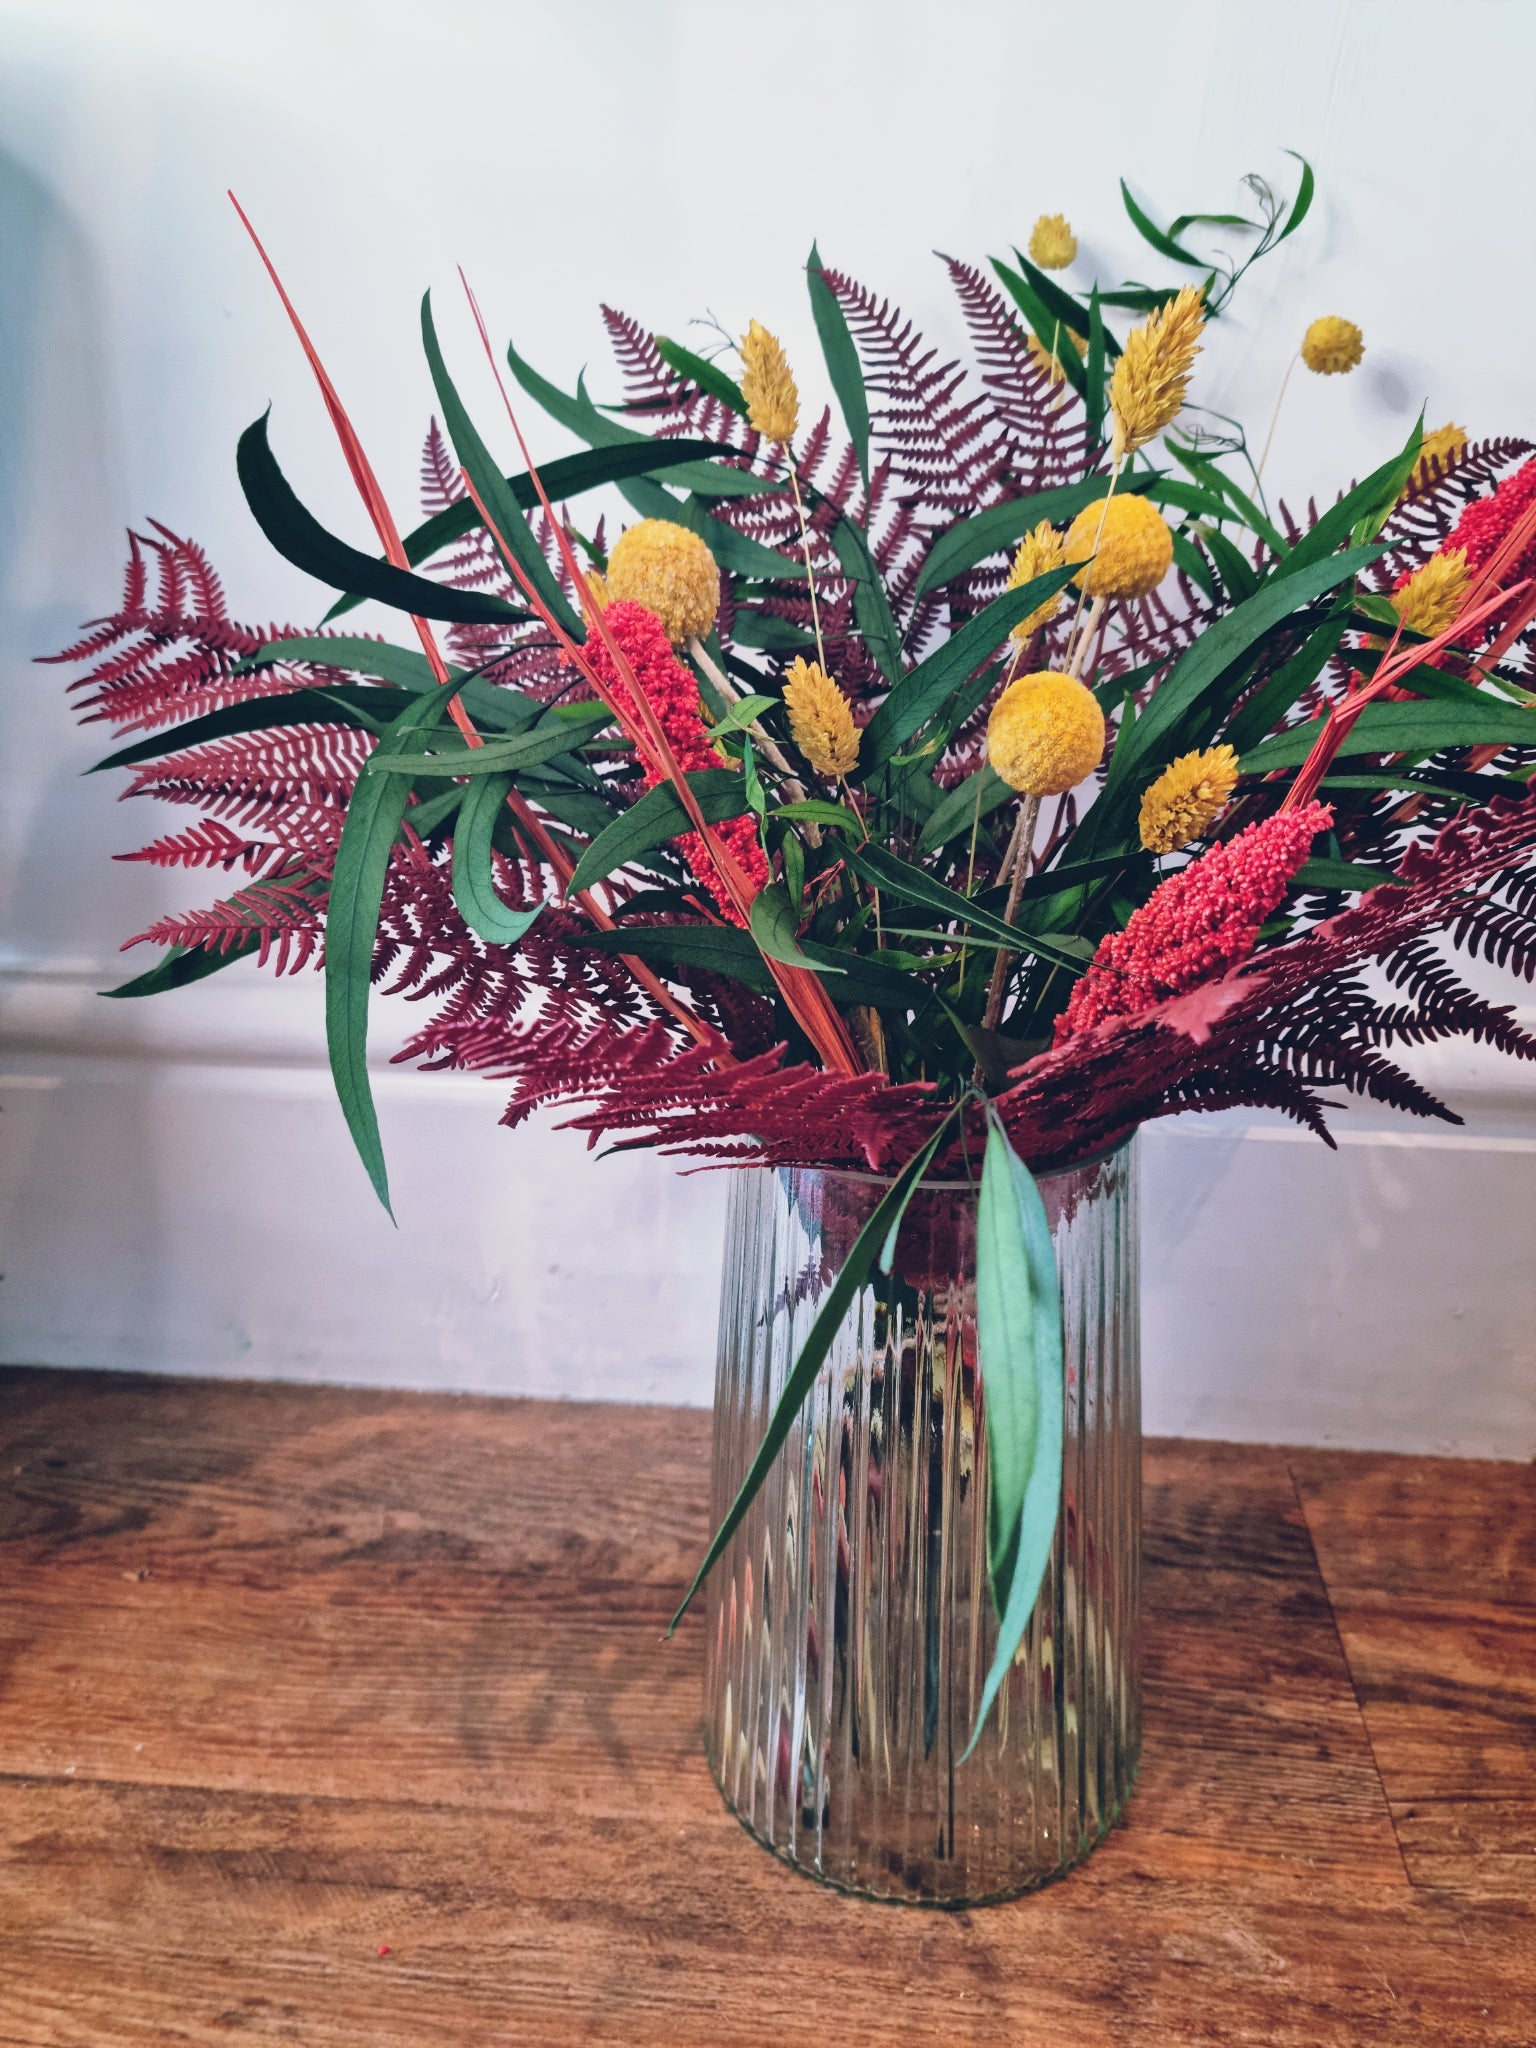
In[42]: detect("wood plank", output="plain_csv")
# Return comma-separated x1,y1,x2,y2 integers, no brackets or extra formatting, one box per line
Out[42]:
1293,1447,1536,1897
1,1368,1531,2042
0,1777,1527,2048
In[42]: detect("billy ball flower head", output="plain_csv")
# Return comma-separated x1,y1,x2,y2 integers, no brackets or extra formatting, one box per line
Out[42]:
1028,213,1077,270
740,319,799,446
1108,284,1206,461
604,518,720,645
986,671,1106,796
1064,493,1173,602
782,657,860,777
1006,521,1070,642
1301,316,1364,376
1392,548,1470,640
1138,745,1240,855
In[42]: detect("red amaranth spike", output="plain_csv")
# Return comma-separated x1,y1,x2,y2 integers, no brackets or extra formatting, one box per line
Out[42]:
1055,803,1333,1042
582,601,768,924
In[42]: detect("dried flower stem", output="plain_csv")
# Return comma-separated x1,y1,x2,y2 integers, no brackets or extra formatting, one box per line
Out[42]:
1063,459,1122,671
787,467,828,674
976,791,1041,1055
1068,597,1108,678
1256,351,1299,485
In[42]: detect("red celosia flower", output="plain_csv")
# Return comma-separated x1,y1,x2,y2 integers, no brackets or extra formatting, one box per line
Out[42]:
583,599,768,923
1055,802,1332,1041
1442,456,1536,576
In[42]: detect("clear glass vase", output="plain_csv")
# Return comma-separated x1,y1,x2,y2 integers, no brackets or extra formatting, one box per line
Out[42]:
703,1137,1140,1905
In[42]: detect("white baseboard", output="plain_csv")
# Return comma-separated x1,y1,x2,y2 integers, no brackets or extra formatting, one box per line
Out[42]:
2,955,1534,1456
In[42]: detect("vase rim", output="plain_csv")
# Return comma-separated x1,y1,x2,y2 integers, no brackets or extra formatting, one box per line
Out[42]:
774,1128,1137,1194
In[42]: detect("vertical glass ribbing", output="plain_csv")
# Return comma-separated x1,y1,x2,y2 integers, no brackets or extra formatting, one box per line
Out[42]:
703,1139,1141,1905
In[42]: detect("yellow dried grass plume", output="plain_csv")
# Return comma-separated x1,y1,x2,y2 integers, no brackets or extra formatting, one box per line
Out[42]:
1138,745,1240,855
783,657,859,776
740,320,799,446
1393,549,1470,641
1006,522,1069,642
1108,285,1206,462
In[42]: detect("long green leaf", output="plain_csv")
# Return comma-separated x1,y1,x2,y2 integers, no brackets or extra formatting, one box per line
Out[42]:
826,513,904,683
808,241,871,486
915,473,1159,600
246,636,544,735
320,438,749,622
89,688,405,774
327,682,469,1214
371,703,615,776
1113,545,1391,781
1119,179,1202,267
581,922,775,994
236,413,526,626
669,1116,956,1632
504,342,783,498
917,765,1012,853
863,565,1080,767
1010,253,1123,359
966,1114,1064,1755
655,336,746,414
566,769,752,894
451,772,545,945
1221,608,1349,756
1275,150,1315,244
1273,427,1423,583
422,293,581,637
1243,698,1536,772
990,258,1087,399
843,841,1091,975
101,934,261,998
750,881,839,973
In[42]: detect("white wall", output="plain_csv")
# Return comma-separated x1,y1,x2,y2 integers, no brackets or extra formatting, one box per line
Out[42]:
2,0,1534,1452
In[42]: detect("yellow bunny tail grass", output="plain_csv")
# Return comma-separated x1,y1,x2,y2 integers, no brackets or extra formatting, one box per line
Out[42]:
740,319,799,446
783,657,859,776
1393,549,1471,640
1108,285,1207,462
1138,745,1240,854
1006,522,1070,641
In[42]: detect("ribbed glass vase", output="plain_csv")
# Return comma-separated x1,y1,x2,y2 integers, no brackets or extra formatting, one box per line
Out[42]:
703,1137,1140,1905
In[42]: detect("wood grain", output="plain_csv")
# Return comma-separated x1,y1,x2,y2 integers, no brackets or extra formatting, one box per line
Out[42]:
2,1367,1532,2044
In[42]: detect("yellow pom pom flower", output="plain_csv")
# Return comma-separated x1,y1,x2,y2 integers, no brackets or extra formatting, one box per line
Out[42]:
1108,285,1206,461
986,671,1106,796
1392,548,1470,640
1301,316,1364,376
605,518,720,644
1138,745,1240,855
740,319,799,445
783,657,859,776
1028,214,1077,270
1006,521,1069,642
1064,493,1173,602
1412,422,1469,488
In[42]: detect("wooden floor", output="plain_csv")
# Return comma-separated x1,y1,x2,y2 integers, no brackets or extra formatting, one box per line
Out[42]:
0,1369,1532,2046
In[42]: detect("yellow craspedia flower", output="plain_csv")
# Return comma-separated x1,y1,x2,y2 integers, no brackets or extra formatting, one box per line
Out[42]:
1006,521,1069,643
986,671,1106,796
1412,422,1469,487
740,319,799,445
1064,493,1173,602
1108,285,1206,461
1028,214,1077,270
1392,548,1470,640
1301,316,1364,376
605,518,720,643
1138,745,1240,855
783,657,859,776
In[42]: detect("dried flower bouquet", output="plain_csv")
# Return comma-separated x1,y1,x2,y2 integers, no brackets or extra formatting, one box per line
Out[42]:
50,163,1536,1729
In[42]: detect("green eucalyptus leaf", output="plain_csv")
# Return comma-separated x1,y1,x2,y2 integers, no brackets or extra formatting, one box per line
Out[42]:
371,703,615,777
655,336,746,414
1243,698,1536,772
101,934,262,998
1119,179,1203,266
966,1114,1064,1756
88,688,408,773
450,772,545,945
1274,151,1316,245
706,693,777,738
750,880,835,973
